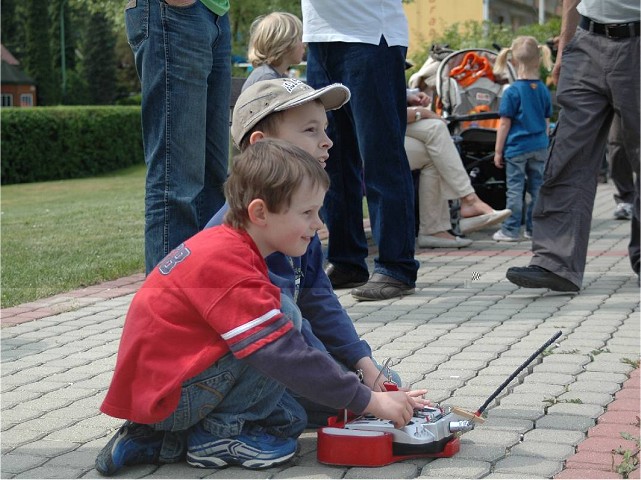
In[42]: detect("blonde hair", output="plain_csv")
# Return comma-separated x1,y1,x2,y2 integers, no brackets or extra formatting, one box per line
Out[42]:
224,139,330,229
494,36,553,78
247,12,303,68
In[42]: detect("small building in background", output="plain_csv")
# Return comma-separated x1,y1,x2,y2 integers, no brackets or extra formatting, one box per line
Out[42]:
1,44,37,108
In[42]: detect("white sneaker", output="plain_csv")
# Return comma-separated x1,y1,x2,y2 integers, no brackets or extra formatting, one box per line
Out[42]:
493,230,519,242
523,231,532,240
614,203,632,220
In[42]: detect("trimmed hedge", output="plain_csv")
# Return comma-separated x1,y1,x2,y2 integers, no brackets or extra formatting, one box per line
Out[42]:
1,106,144,185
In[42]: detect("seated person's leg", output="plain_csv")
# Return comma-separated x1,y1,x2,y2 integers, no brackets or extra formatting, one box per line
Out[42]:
406,124,473,247
407,119,475,201
406,136,449,236
96,353,304,475
181,354,305,469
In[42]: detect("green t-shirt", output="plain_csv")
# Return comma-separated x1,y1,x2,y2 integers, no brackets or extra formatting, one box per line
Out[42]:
200,0,229,15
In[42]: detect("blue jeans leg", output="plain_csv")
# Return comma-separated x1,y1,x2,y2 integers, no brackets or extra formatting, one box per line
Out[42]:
152,353,307,440
503,154,527,237
126,0,231,274
524,149,546,233
307,40,418,285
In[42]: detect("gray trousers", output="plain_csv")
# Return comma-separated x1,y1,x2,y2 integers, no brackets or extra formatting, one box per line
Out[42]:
608,114,636,205
530,27,640,287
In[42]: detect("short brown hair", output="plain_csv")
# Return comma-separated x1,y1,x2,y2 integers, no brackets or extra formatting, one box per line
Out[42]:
238,110,285,151
224,139,330,229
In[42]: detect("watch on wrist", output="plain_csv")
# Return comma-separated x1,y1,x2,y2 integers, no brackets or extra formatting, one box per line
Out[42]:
414,109,421,122
355,368,364,383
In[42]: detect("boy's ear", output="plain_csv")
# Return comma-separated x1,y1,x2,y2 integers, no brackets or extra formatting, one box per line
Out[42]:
249,131,266,145
247,199,268,225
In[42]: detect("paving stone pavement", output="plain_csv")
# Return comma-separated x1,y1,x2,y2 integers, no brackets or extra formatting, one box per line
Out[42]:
2,183,639,479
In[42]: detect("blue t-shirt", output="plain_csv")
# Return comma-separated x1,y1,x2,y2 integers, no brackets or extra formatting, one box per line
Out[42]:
499,79,552,158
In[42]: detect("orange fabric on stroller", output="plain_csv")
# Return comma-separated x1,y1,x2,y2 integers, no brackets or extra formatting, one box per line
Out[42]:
449,52,495,88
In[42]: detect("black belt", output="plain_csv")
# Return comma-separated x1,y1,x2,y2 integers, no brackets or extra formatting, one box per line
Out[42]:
579,15,640,39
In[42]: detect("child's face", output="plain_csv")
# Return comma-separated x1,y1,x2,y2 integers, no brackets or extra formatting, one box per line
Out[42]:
284,39,306,67
272,102,333,169
263,178,326,257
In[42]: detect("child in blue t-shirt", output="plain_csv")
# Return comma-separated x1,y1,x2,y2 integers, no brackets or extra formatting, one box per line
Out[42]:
493,36,553,242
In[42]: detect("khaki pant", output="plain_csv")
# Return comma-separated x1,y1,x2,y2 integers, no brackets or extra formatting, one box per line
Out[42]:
405,118,474,235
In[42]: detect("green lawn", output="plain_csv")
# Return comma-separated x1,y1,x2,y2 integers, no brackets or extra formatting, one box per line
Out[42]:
1,165,146,308
1,164,371,309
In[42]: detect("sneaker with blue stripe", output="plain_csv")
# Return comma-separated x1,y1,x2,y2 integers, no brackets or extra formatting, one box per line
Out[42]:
186,424,297,469
95,421,163,476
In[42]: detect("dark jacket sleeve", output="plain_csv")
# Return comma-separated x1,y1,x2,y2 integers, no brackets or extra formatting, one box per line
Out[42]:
243,328,372,414
297,235,372,366
205,202,229,229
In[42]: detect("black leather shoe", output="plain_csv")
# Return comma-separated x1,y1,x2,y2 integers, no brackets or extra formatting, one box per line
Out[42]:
506,265,579,292
351,273,415,301
325,263,369,289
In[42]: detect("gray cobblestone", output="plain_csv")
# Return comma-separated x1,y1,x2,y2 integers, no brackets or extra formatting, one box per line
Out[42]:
1,452,49,474
557,390,613,406
419,458,491,478
546,402,604,418
523,428,585,445
535,413,596,431
493,455,563,477
509,441,575,461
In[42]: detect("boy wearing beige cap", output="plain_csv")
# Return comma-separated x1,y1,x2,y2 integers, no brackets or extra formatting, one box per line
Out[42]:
207,78,411,424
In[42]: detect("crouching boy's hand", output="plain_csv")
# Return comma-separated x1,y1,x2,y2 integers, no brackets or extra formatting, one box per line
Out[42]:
404,388,431,408
365,390,427,429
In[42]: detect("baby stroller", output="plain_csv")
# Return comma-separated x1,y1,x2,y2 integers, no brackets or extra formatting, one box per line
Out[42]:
434,47,516,211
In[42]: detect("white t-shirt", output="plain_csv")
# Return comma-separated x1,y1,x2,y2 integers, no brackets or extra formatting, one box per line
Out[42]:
302,0,408,47
577,0,640,24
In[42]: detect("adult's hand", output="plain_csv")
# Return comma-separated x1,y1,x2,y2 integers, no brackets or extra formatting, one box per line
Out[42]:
407,92,431,107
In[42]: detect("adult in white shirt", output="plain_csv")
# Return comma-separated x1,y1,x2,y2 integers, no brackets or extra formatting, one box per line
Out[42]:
302,0,419,301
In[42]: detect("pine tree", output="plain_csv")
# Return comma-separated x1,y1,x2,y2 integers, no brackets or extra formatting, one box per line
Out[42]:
23,0,56,105
83,10,117,105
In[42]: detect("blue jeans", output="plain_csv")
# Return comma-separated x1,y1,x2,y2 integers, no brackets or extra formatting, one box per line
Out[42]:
125,0,231,274
306,39,418,286
150,294,306,461
502,148,546,237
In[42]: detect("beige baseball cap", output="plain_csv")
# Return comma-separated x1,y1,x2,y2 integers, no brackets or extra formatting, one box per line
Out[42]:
231,78,351,148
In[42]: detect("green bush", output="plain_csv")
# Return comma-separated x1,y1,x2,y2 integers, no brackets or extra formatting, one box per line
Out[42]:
1,106,144,185
115,93,142,105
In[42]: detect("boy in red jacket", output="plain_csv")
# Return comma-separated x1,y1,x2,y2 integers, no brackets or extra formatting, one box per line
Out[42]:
96,140,426,476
